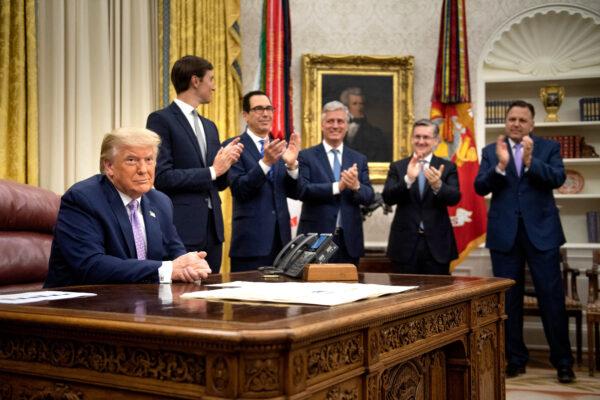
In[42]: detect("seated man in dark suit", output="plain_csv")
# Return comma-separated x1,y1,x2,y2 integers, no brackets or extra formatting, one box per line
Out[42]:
226,90,300,272
297,101,374,266
382,119,461,275
45,127,211,288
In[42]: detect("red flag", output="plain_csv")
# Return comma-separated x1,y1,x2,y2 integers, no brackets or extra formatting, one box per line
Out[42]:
260,0,293,140
431,0,487,269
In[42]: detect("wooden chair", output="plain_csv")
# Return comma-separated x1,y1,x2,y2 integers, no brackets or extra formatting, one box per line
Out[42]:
586,250,600,376
523,248,583,365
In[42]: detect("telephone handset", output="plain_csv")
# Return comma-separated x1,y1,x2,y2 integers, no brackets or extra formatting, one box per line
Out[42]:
269,233,339,278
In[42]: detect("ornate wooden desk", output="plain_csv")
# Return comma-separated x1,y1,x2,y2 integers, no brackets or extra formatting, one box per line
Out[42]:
0,273,512,399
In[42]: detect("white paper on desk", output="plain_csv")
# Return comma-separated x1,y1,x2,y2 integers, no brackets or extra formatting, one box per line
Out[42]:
180,281,417,306
0,291,97,304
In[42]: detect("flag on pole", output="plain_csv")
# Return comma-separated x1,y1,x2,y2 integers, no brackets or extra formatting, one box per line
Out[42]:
431,0,487,269
259,0,293,140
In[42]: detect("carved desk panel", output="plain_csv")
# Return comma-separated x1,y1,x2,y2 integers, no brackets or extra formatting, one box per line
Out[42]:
0,273,512,399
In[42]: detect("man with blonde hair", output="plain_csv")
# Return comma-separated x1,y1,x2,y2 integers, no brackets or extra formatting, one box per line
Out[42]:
45,127,212,287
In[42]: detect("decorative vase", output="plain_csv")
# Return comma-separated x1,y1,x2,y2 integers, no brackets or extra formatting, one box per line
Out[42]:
539,85,565,122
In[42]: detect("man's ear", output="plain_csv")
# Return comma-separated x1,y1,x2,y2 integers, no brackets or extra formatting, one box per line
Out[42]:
103,160,114,177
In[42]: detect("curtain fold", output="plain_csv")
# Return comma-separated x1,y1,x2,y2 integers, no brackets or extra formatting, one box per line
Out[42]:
0,0,38,184
38,0,157,193
159,0,242,273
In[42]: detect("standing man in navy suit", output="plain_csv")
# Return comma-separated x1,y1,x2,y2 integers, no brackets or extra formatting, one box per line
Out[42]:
226,91,300,272
45,127,212,288
297,101,374,266
146,55,244,272
475,100,575,383
382,119,461,275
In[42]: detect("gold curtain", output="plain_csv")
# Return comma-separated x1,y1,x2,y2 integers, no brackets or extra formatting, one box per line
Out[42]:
0,0,38,184
158,0,242,273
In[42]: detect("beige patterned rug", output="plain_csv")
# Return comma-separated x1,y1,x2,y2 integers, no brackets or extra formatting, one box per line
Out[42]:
507,367,600,399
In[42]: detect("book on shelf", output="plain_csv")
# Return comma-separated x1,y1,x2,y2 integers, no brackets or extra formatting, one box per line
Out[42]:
579,97,600,121
485,100,512,124
546,135,582,158
587,211,600,243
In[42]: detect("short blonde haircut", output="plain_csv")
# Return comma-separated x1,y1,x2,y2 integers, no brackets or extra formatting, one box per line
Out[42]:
99,127,161,173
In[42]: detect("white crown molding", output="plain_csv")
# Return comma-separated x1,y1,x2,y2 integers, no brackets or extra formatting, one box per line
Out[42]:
481,4,600,78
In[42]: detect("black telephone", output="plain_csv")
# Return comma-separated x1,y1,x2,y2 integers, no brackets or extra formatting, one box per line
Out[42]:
269,233,338,278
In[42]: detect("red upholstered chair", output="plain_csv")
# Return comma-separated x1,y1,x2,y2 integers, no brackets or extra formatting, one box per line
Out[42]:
0,179,60,293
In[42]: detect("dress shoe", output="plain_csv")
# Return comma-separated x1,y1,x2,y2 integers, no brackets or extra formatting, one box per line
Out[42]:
557,366,575,383
505,364,526,378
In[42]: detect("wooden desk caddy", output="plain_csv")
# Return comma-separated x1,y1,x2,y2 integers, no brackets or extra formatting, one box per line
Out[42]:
302,263,358,281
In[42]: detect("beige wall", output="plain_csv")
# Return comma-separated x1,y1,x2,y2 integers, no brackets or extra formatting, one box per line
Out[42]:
240,0,600,249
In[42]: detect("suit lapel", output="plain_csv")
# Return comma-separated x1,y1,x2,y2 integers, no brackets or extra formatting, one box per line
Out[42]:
241,131,262,162
404,158,421,204
169,102,204,167
101,177,137,259
141,194,162,260
341,147,353,172
201,115,220,163
317,144,336,182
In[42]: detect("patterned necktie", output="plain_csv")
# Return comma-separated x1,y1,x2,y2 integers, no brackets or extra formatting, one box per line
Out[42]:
192,110,207,165
513,143,523,176
127,200,146,260
418,160,426,197
332,149,341,181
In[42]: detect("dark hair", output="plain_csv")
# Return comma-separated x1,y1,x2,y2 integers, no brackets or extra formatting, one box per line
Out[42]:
412,118,439,138
170,55,213,94
506,100,535,119
242,90,269,112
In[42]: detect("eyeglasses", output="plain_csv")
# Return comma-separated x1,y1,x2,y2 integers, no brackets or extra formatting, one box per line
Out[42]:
413,135,435,141
250,106,275,113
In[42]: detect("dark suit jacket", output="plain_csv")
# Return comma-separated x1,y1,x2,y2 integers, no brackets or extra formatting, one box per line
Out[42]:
45,175,186,288
146,102,227,248
297,143,374,258
226,132,298,257
382,155,461,264
474,134,566,252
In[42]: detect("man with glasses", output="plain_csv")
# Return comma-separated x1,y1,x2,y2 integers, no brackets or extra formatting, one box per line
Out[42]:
382,119,461,275
146,55,244,272
225,91,300,271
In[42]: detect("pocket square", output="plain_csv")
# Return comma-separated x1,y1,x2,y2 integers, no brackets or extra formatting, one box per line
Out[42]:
149,211,156,218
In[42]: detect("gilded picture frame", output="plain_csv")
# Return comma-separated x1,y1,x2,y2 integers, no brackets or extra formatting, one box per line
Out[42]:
301,54,414,183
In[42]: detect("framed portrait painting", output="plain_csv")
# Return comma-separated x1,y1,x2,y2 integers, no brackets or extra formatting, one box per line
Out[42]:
301,54,414,182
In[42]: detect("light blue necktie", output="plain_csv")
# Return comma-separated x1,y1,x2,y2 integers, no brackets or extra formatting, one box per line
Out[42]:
259,139,273,180
418,160,426,198
331,149,343,227
332,149,341,181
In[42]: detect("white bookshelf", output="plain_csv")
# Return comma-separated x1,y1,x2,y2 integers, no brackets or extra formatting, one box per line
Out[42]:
476,5,600,250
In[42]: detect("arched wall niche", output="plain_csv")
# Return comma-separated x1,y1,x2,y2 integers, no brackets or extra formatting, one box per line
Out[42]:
481,4,600,80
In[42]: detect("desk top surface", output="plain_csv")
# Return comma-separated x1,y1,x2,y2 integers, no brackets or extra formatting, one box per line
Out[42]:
0,273,511,342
